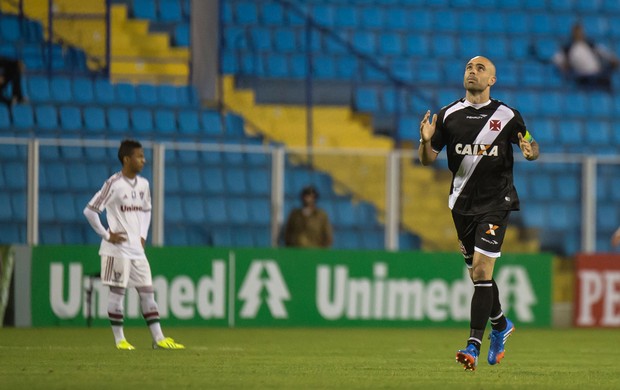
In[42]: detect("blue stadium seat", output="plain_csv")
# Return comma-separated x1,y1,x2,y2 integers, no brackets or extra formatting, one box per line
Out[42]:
178,109,201,135
432,35,456,58
409,9,433,31
158,85,180,106
94,79,115,104
273,28,296,53
136,84,157,106
558,120,584,145
228,197,251,224
224,168,248,194
83,107,106,134
130,108,153,133
116,83,137,105
53,195,77,222
203,166,225,194
379,32,403,56
43,163,68,190
27,76,51,103
225,113,245,138
530,174,554,201
159,0,182,22
177,86,199,107
336,230,361,250
67,164,90,191
585,120,612,145
311,4,334,27
12,104,34,130
0,224,20,244
183,196,206,223
589,92,612,118
352,31,376,55
205,196,227,223
261,2,284,26
0,193,12,220
165,195,183,223
133,0,157,19
21,44,44,70
11,192,26,220
232,227,254,247
154,110,176,134
335,5,358,29
235,2,258,25
248,198,270,224
0,17,21,42
211,227,233,247
313,55,336,79
179,166,202,193
359,7,383,29
335,199,356,227
556,175,580,202
355,87,379,112
202,110,223,137
34,105,58,132
72,77,94,103
247,167,270,196
267,54,289,78
0,104,12,131
50,77,72,102
173,23,189,46
58,106,81,132
107,107,130,133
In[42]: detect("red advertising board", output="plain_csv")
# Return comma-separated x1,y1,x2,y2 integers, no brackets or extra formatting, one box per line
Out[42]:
575,254,620,327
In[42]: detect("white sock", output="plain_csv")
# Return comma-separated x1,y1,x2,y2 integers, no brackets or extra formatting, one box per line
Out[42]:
108,290,126,344
139,291,165,342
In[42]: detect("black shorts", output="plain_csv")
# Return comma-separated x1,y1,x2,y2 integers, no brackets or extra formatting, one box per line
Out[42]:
451,210,511,267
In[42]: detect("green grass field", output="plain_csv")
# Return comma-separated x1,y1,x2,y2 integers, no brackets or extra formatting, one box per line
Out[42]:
1,327,619,389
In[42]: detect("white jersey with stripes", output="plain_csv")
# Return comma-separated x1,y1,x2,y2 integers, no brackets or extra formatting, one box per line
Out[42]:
430,98,528,215
87,172,151,259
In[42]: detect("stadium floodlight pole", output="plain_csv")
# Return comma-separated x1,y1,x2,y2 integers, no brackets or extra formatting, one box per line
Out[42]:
271,147,285,247
151,143,165,246
385,150,400,251
27,138,39,245
581,156,596,253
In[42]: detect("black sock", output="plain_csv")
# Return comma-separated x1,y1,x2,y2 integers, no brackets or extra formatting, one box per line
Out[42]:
468,279,494,349
490,279,507,331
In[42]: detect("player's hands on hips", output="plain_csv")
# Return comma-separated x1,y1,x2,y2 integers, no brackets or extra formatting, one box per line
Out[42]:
420,110,437,144
518,133,534,160
107,231,127,244
141,237,146,248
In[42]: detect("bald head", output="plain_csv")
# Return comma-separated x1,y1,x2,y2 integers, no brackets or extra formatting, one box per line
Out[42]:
467,56,496,77
463,56,497,100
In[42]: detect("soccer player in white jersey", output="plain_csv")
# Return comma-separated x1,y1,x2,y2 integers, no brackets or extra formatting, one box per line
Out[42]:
83,139,184,350
418,56,539,371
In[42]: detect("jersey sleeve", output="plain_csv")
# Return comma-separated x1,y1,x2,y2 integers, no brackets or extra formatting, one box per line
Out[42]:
430,110,447,153
143,180,152,211
509,109,532,144
87,179,114,214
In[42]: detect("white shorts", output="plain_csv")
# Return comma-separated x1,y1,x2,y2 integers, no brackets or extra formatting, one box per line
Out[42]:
100,256,153,288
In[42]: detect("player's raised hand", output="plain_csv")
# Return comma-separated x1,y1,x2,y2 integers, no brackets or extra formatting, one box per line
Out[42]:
420,110,437,143
108,231,127,244
518,133,534,160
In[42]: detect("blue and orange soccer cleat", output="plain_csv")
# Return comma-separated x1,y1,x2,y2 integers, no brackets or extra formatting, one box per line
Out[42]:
488,318,515,365
456,344,479,371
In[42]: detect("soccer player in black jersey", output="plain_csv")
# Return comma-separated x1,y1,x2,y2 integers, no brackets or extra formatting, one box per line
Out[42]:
418,56,539,371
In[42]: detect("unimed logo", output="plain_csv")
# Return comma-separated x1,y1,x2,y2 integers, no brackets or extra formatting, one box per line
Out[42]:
49,261,227,320
576,270,620,326
316,263,537,322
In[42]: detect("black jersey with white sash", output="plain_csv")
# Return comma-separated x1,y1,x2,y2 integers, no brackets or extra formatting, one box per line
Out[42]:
430,98,527,215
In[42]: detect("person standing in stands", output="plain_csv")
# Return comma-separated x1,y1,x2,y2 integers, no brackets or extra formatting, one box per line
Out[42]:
284,185,333,248
418,56,539,371
0,56,25,105
552,22,620,91
83,139,185,350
